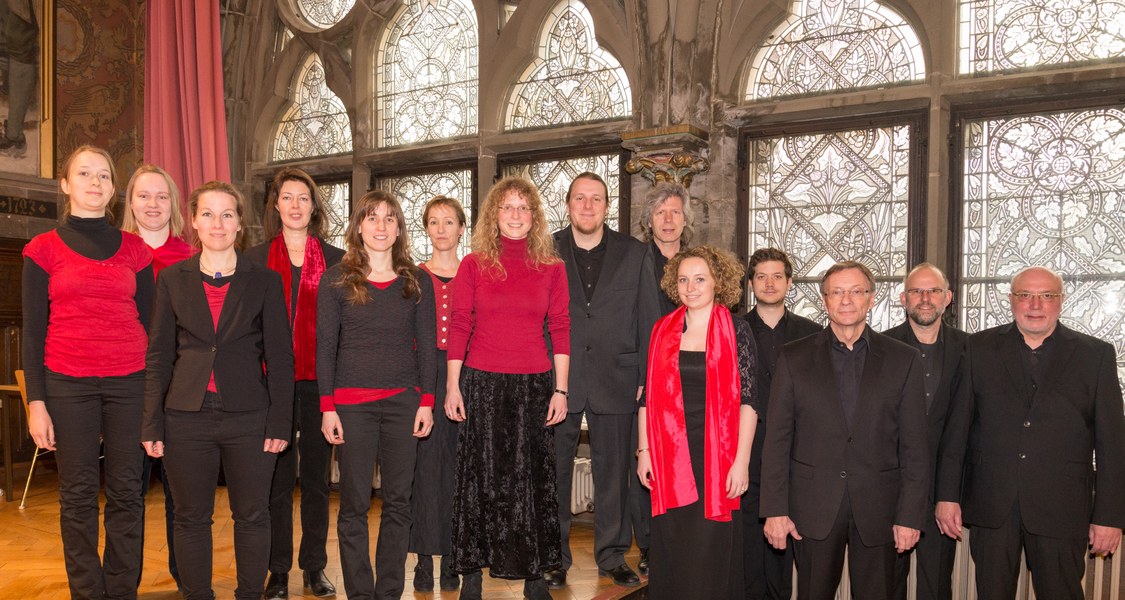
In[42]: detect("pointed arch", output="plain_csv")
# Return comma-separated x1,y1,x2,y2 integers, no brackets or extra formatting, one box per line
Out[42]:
271,52,353,161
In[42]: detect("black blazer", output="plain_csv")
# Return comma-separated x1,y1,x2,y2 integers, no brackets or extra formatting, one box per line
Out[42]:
882,321,968,503
760,327,930,544
554,227,660,414
142,253,295,442
935,323,1125,537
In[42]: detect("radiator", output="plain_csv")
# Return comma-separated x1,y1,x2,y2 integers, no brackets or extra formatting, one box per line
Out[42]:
571,457,594,514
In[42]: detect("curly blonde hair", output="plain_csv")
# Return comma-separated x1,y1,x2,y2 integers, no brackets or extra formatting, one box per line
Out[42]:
470,176,559,278
660,245,746,308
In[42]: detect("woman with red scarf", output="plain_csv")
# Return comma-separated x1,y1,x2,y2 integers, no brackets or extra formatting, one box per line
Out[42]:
636,245,759,600
245,167,344,599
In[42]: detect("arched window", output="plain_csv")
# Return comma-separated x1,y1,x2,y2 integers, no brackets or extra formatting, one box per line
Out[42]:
295,0,355,30
272,53,353,161
377,169,474,261
959,105,1125,381
377,0,478,146
746,0,926,100
504,0,631,130
318,181,351,249
960,0,1125,74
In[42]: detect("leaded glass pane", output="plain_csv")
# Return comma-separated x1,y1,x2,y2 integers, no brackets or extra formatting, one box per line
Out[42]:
747,125,912,330
320,182,350,249
296,0,355,29
504,0,631,130
959,0,1125,74
746,0,926,100
503,154,621,233
960,107,1125,383
377,0,478,146
272,54,353,161
377,169,474,262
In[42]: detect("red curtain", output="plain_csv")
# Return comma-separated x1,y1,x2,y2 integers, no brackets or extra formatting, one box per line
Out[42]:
144,0,231,242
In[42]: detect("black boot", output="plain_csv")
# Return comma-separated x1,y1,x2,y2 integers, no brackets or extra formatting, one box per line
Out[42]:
414,554,435,592
523,577,551,600
439,556,460,591
263,572,289,600
638,547,649,576
459,570,483,600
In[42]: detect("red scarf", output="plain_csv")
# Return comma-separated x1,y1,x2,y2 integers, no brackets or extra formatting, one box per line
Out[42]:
645,303,741,521
268,235,326,381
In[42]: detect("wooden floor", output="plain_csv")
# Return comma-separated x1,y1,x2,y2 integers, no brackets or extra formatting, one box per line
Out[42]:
0,460,645,599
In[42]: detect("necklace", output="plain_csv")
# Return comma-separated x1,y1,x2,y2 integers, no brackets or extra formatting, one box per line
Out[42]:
200,259,236,279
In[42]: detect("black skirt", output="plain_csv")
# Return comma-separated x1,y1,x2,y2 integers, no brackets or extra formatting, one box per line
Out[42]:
410,349,458,555
450,366,562,579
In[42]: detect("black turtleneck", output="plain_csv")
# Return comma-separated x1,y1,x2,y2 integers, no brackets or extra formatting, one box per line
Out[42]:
21,216,155,400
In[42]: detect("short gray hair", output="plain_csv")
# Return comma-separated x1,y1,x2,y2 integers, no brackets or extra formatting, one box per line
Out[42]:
638,182,694,245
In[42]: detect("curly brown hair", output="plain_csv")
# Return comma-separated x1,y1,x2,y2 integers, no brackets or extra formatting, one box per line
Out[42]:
660,245,746,308
335,190,420,305
470,176,559,279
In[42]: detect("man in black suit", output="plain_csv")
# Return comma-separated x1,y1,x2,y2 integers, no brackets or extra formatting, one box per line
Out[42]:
546,172,659,589
883,263,967,600
741,247,821,600
935,266,1125,599
761,260,929,600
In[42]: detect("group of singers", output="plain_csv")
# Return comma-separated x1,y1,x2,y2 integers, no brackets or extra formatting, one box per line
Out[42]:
21,145,1124,600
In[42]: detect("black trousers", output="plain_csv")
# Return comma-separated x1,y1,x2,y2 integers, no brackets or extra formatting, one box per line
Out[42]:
554,409,632,571
628,411,651,552
268,380,333,573
163,393,277,600
743,479,794,600
793,491,896,600
969,501,1086,600
45,369,146,600
139,456,180,588
336,391,419,600
893,504,955,600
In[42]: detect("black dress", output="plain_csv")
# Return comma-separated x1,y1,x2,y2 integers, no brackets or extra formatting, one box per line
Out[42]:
648,351,745,600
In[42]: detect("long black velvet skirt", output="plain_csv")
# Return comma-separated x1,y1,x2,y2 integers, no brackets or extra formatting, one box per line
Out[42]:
450,366,562,579
409,350,458,556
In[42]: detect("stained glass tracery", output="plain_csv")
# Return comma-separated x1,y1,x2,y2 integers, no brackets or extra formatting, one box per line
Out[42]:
504,0,632,130
319,182,351,249
747,125,913,330
377,0,478,146
296,0,356,29
960,107,1125,382
272,54,353,161
377,169,474,262
959,0,1125,74
746,0,926,100
503,154,621,234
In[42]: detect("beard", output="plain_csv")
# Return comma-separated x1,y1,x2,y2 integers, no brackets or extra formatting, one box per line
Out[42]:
907,304,942,326
572,219,603,236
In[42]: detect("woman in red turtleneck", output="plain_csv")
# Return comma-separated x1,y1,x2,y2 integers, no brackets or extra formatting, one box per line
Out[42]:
444,177,570,600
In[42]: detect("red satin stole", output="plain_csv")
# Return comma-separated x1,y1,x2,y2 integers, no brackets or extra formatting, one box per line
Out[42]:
267,235,326,381
645,303,741,522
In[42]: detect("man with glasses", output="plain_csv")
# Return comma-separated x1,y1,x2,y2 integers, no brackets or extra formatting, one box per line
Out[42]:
760,260,929,599
883,263,968,600
935,266,1125,599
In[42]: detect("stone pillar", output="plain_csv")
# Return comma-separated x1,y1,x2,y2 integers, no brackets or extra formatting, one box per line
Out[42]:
621,125,709,238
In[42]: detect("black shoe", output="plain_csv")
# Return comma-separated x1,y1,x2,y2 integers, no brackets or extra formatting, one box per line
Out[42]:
303,570,336,597
543,568,567,589
459,570,482,600
523,577,551,600
599,563,641,587
439,557,460,591
637,548,649,576
414,554,435,592
263,572,289,599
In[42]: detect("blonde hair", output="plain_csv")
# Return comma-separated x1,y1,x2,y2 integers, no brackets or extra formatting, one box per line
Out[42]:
59,145,117,221
470,177,559,278
121,164,184,237
187,181,245,249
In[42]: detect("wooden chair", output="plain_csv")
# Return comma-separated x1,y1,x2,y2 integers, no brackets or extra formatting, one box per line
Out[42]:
14,369,48,509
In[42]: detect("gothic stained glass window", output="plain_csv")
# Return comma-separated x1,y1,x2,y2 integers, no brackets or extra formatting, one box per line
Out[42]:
960,107,1125,382
503,153,621,233
746,0,926,100
376,169,474,262
272,54,353,161
747,125,912,330
959,0,1125,74
319,181,351,249
296,0,356,29
504,0,632,130
377,0,478,146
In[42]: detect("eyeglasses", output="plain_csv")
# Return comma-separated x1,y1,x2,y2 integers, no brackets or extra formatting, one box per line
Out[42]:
905,287,947,297
1010,291,1063,303
498,205,531,215
824,288,871,300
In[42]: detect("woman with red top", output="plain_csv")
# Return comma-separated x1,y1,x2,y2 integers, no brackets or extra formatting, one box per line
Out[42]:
318,190,436,600
122,164,195,274
445,177,570,600
142,181,294,600
409,195,466,593
636,246,759,600
22,145,154,600
244,167,344,600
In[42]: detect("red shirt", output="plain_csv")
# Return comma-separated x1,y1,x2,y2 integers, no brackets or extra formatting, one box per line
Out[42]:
149,233,195,277
420,262,454,350
203,281,231,393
